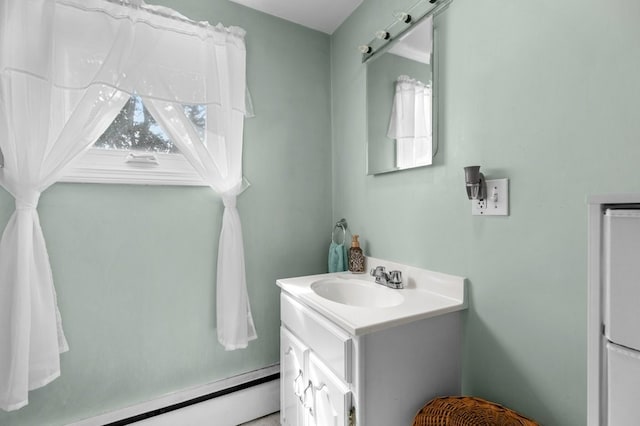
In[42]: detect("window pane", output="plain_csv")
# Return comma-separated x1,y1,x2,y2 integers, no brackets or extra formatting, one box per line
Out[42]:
94,95,205,154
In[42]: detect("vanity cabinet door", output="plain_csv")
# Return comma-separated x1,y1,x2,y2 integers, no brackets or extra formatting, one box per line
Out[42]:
281,328,308,426
307,353,352,426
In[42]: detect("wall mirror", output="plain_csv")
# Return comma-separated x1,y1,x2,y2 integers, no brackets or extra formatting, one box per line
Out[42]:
365,13,437,175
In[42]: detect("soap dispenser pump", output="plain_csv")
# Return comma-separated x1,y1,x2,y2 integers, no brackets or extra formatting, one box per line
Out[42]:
348,235,365,273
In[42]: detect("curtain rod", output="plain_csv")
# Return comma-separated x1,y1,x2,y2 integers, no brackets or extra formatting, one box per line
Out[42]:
58,0,248,38
360,0,453,63
96,0,209,27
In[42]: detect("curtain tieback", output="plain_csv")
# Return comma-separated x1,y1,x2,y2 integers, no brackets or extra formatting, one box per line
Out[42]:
15,191,41,211
222,193,237,209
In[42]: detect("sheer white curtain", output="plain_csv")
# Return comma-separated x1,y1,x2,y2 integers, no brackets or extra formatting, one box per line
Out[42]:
0,76,129,411
0,0,254,410
146,97,256,349
387,75,433,169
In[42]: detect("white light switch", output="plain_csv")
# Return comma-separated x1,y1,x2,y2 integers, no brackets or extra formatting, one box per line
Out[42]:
471,178,509,216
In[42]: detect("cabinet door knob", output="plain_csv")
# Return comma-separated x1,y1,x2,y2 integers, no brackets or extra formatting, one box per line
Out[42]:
293,370,304,402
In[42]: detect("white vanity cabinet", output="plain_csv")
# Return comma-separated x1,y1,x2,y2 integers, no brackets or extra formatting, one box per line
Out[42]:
279,262,465,426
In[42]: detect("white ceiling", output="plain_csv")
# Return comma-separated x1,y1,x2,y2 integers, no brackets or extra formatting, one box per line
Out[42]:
388,17,433,64
229,0,363,34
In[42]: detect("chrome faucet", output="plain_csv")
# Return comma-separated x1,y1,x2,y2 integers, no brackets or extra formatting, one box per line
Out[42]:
370,266,403,289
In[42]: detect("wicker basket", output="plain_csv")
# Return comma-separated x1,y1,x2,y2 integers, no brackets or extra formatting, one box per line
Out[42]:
412,396,540,426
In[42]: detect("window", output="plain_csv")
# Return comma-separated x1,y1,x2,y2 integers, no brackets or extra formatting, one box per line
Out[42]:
61,95,207,185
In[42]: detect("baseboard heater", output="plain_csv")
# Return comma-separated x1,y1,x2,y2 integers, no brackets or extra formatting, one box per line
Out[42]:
70,364,280,426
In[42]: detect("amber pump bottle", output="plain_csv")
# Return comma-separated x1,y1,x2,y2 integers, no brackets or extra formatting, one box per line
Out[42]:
348,235,365,273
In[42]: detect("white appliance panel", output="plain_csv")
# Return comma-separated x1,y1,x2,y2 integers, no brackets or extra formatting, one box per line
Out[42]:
604,209,640,351
607,342,640,425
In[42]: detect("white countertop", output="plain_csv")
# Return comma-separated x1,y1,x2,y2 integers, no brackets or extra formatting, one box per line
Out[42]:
276,257,467,336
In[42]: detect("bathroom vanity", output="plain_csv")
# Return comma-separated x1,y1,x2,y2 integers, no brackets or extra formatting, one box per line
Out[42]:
277,258,466,426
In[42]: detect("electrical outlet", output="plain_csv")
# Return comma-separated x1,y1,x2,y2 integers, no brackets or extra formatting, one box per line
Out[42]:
471,199,487,213
471,178,509,216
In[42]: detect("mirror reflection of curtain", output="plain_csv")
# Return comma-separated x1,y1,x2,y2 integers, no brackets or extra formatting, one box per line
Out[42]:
0,0,254,410
386,75,433,169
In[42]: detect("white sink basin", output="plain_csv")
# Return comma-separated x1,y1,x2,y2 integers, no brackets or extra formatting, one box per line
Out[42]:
310,278,404,308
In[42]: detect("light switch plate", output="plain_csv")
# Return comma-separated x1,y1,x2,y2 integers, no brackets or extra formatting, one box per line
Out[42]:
471,178,509,216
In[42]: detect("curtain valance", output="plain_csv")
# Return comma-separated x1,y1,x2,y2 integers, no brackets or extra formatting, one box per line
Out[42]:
0,0,248,110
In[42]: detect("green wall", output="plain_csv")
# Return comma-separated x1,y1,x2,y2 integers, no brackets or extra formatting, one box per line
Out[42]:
0,1,331,425
331,0,640,424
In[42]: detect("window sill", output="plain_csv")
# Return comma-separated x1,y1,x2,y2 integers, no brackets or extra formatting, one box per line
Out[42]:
60,149,206,186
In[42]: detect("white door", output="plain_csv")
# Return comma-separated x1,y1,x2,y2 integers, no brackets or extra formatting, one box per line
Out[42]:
307,353,352,426
281,328,308,426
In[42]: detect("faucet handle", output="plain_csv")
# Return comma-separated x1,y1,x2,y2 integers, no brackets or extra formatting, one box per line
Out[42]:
388,270,403,286
370,266,386,277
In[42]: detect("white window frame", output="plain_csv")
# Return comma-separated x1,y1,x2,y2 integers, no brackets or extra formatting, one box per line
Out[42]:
60,92,207,186
60,148,206,186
